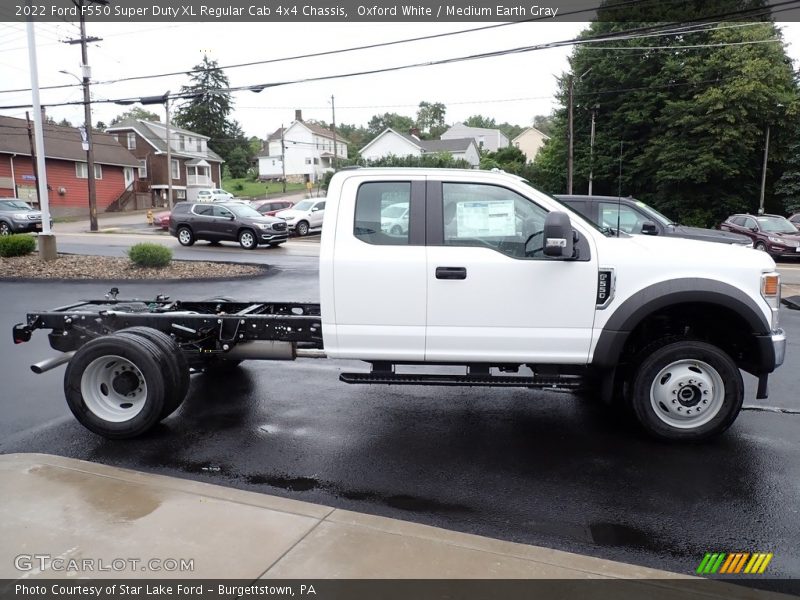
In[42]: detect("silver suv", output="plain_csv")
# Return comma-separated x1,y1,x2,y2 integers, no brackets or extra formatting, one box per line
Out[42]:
169,201,288,249
0,199,50,235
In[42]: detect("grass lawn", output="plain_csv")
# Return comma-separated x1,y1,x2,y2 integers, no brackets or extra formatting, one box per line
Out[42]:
222,178,305,199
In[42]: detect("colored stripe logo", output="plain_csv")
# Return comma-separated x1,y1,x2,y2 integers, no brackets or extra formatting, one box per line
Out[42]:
696,552,773,574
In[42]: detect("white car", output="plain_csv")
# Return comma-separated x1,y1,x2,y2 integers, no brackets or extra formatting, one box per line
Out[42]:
197,189,234,202
380,203,410,235
275,198,326,236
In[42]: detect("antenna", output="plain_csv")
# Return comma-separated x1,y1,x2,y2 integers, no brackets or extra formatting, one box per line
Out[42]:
616,141,623,237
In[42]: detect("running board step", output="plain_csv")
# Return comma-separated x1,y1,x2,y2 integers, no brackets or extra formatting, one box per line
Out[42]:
339,372,582,389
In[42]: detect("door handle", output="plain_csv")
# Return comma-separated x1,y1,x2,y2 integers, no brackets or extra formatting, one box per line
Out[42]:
436,266,467,280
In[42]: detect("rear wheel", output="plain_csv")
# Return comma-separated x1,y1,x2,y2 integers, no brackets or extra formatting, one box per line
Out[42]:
64,335,166,439
295,221,309,236
177,226,194,246
630,340,743,442
239,229,257,250
0,221,11,236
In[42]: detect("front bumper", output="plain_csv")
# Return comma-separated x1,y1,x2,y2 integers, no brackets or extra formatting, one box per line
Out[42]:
771,328,786,368
11,219,46,233
259,232,288,243
767,244,800,257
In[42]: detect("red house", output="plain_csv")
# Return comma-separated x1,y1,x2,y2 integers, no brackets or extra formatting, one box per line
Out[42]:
0,115,141,216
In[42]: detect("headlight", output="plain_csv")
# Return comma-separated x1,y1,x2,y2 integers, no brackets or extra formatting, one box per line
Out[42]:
13,213,28,219
761,272,781,330
256,223,271,230
768,236,796,246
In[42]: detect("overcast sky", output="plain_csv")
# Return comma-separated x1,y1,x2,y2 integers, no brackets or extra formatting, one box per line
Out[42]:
0,20,798,139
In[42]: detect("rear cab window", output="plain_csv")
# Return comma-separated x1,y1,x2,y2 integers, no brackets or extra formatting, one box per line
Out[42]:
354,182,412,245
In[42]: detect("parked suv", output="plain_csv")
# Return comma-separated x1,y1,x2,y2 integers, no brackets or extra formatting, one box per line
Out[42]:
556,195,751,246
0,199,51,235
275,198,326,236
169,201,288,249
255,200,294,216
720,214,800,257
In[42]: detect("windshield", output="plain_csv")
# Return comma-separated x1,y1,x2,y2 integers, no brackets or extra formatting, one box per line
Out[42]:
292,200,313,211
226,204,262,218
632,200,674,227
382,205,406,218
0,200,33,211
758,216,798,233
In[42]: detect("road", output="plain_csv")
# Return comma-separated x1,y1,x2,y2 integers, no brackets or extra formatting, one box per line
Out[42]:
1,239,799,592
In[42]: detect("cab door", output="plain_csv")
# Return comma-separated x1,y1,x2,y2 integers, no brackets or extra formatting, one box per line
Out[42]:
424,180,598,364
327,177,427,360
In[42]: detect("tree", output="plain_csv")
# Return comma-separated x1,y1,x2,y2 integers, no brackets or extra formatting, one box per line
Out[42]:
366,112,415,138
464,115,497,129
110,107,160,125
532,3,798,226
532,114,555,136
416,101,447,137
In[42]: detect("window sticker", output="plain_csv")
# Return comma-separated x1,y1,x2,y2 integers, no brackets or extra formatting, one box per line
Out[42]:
456,200,516,237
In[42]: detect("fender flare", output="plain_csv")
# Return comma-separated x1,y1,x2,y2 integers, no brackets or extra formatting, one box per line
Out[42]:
591,278,770,369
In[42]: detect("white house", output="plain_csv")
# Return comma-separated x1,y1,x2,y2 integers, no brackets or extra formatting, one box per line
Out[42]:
441,123,509,152
258,111,348,183
512,127,551,163
359,128,480,167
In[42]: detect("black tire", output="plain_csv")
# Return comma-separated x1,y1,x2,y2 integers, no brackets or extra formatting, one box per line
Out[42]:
0,221,11,236
177,226,195,246
64,335,166,439
116,327,190,419
755,242,767,252
239,228,257,250
630,340,743,442
390,225,402,235
295,221,309,236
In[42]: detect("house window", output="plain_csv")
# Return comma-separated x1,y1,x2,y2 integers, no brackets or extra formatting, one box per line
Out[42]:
305,158,312,165
75,162,102,179
179,135,186,151
171,159,180,180
176,190,186,200
196,139,201,152
127,132,136,150
138,159,147,178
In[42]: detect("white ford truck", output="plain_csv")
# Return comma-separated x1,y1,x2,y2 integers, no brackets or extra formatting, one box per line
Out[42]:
13,168,786,442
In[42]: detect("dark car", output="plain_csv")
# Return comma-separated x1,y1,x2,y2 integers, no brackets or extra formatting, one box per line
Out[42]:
555,195,751,246
788,213,800,227
169,201,288,249
0,198,51,235
254,200,294,216
720,213,800,257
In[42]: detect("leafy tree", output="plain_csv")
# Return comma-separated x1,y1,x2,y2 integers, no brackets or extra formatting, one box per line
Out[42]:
363,152,471,169
776,116,800,214
110,107,160,125
226,146,251,179
416,101,447,137
464,115,497,128
533,114,555,136
367,112,415,138
532,4,798,226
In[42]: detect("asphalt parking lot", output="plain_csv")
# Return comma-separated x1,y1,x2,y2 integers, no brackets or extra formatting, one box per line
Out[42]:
1,271,799,593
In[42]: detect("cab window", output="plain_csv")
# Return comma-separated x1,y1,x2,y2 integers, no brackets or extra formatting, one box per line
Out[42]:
354,182,411,245
599,202,648,234
442,183,548,258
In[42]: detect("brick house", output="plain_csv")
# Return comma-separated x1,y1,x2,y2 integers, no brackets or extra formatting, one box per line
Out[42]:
106,119,224,206
0,115,141,216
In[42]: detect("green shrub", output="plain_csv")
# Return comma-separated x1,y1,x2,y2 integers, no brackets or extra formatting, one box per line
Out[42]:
0,234,36,257
233,182,244,192
127,243,172,268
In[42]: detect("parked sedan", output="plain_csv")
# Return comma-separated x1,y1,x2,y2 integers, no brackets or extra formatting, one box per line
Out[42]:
255,200,294,216
153,211,171,231
169,201,288,249
720,213,800,257
275,198,326,236
555,195,751,246
0,198,51,235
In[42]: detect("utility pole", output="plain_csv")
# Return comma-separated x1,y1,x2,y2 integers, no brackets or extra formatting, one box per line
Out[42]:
25,112,41,207
759,124,770,216
567,74,574,194
65,0,105,232
588,108,596,196
331,95,338,171
165,93,173,209
280,123,286,194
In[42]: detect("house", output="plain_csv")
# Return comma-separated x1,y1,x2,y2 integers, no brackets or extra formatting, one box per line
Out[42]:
440,123,509,152
258,110,348,184
0,115,141,216
359,128,480,167
512,127,551,163
106,119,224,205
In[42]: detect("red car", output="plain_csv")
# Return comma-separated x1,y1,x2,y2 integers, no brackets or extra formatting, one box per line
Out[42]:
720,213,800,257
255,200,294,217
154,211,171,231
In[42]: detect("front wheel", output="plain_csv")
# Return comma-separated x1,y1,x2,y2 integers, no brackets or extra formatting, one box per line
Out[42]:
239,229,257,250
177,226,194,246
295,221,309,237
0,221,11,236
631,340,743,442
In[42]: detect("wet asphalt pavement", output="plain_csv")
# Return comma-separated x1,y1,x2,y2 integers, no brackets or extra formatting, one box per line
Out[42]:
2,266,800,593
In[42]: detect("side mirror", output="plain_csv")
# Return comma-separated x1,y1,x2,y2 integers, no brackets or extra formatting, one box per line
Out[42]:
228,214,235,220
543,211,575,259
641,221,658,235
311,207,319,212
750,226,758,233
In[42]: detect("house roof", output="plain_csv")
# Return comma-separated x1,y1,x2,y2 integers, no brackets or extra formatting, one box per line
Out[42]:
443,123,509,141
266,121,349,145
512,127,551,143
419,138,476,154
105,119,224,162
0,115,140,167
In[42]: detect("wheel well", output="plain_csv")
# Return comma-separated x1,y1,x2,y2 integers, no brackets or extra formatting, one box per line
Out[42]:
620,302,760,373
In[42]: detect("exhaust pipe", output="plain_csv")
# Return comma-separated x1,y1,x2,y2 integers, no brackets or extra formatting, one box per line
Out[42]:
31,351,76,374
223,341,296,361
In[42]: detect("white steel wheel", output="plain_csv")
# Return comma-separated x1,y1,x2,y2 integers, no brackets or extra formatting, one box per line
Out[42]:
649,359,724,430
80,355,147,422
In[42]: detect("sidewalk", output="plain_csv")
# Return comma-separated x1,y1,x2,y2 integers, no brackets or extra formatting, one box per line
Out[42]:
0,453,784,598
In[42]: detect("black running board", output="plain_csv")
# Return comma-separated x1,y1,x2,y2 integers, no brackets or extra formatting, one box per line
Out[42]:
339,372,582,389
